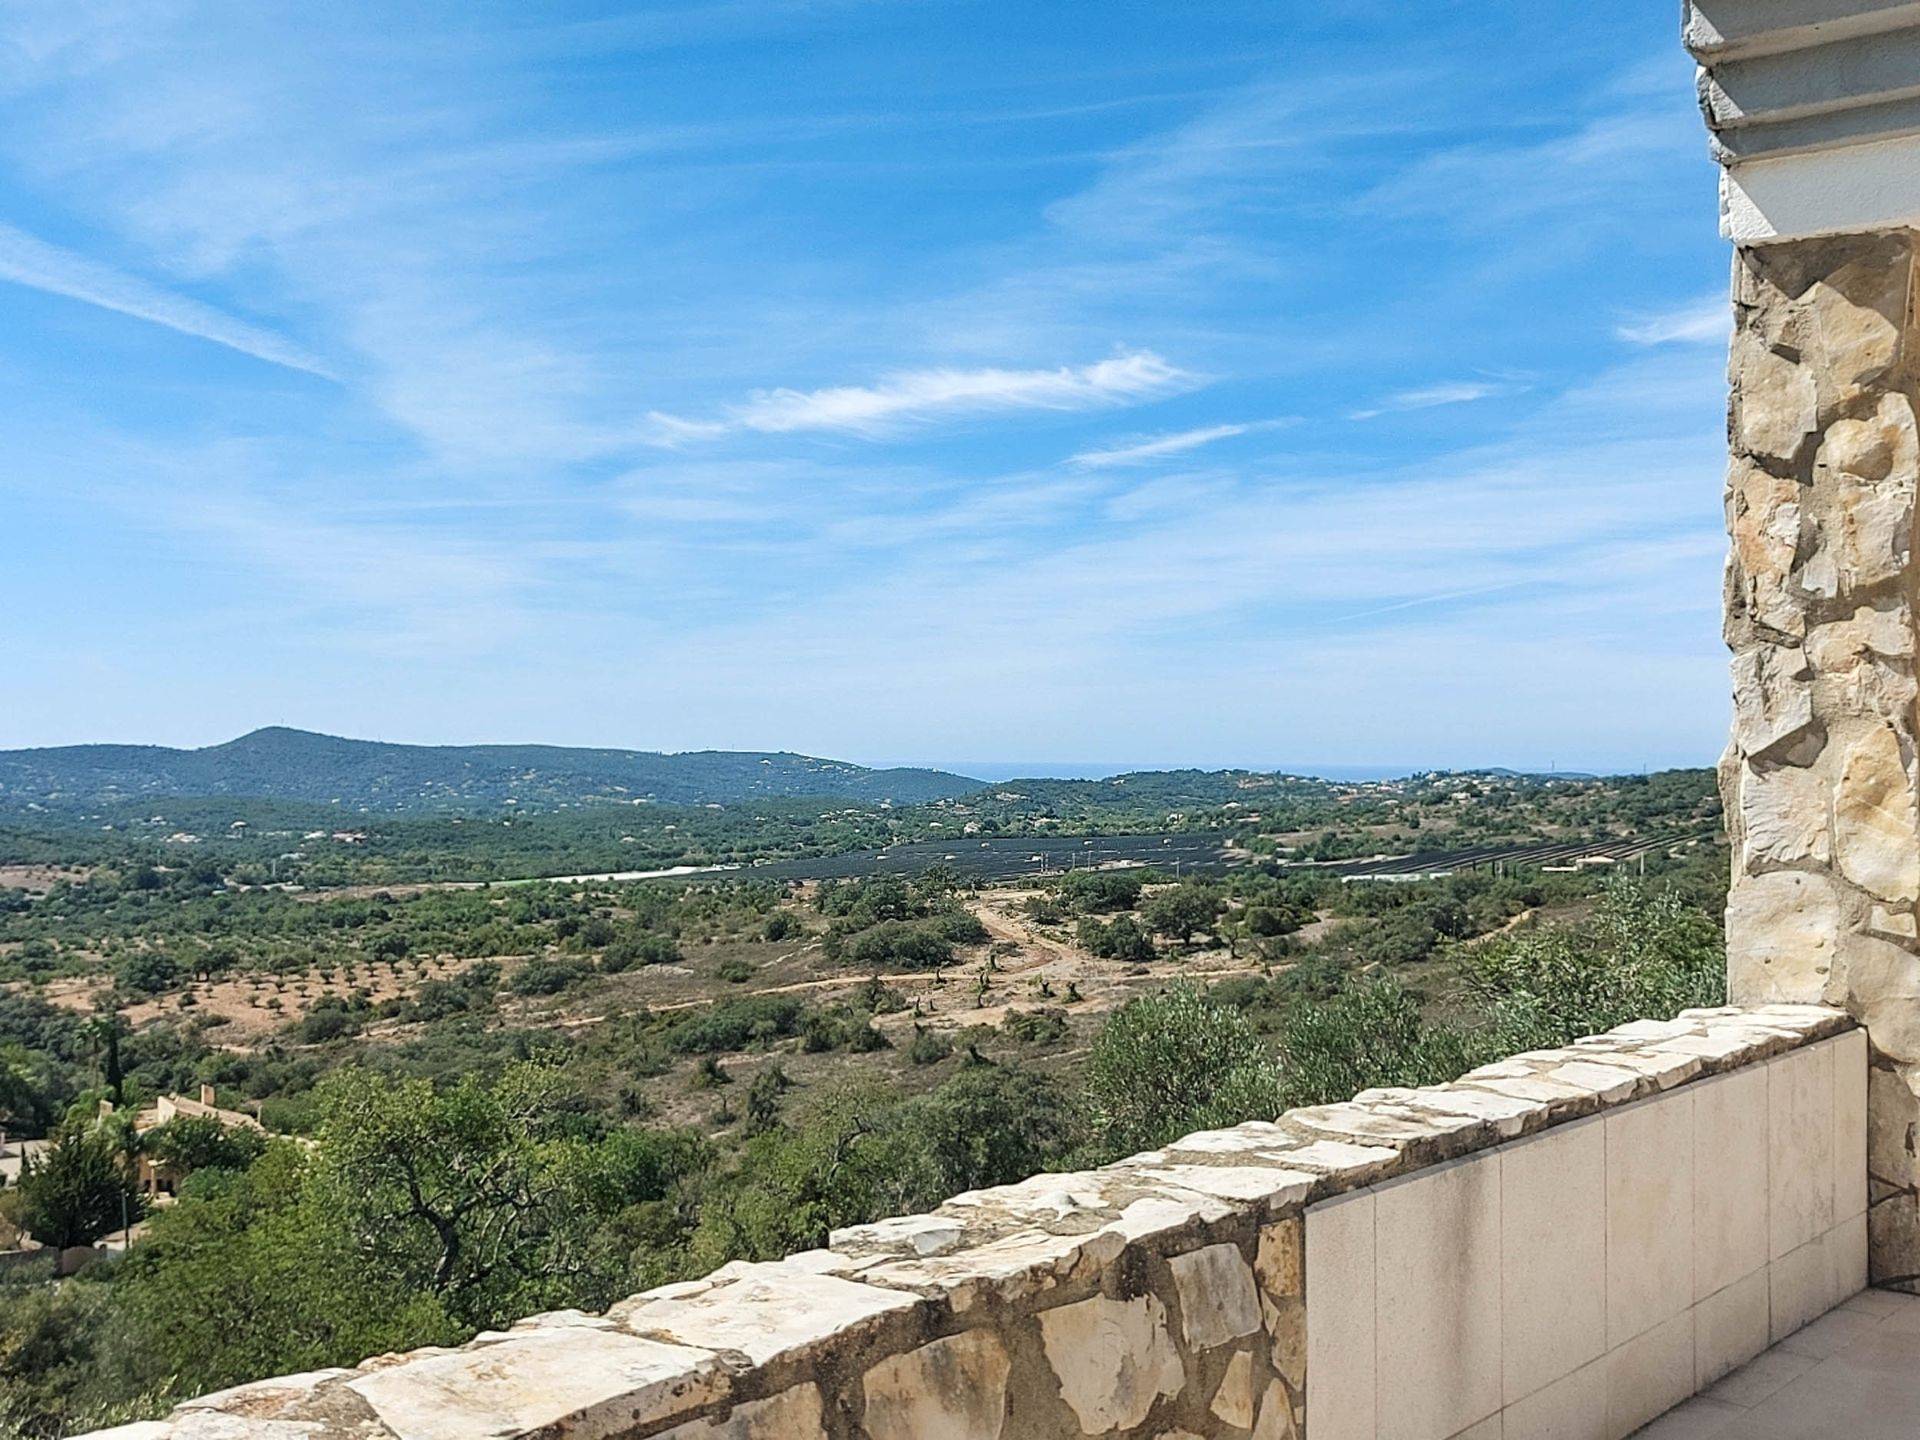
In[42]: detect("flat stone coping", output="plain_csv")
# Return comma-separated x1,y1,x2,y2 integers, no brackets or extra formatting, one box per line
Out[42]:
82,1003,1853,1440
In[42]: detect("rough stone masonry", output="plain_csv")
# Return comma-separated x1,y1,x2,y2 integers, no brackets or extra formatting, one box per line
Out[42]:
1721,229,1920,1289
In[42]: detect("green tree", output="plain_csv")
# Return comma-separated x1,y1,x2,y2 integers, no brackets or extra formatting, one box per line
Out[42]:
1081,983,1282,1159
308,1063,639,1326
17,1115,144,1249
1461,880,1724,1055
1276,979,1474,1109
1140,884,1222,946
142,1116,267,1182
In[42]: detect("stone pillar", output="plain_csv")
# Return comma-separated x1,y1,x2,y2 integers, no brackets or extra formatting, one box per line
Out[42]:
1721,229,1920,1288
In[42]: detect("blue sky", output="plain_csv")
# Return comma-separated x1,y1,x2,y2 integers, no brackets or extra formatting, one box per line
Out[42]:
0,1,1733,774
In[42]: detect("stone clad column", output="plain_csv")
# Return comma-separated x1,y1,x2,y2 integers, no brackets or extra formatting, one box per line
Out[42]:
1721,231,1920,1287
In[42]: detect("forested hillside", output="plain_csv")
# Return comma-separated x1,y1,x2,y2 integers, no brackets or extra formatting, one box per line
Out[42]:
0,729,980,814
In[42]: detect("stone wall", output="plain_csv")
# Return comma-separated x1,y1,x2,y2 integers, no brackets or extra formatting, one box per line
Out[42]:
1719,229,1920,1287
1306,1023,1864,1440
86,1005,1859,1440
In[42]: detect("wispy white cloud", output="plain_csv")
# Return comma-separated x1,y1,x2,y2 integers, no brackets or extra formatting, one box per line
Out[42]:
1617,295,1728,346
1067,418,1293,470
1349,380,1510,421
0,220,335,379
650,350,1194,441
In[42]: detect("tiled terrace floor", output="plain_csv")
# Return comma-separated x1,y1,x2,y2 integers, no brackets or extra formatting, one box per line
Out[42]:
1636,1288,1920,1438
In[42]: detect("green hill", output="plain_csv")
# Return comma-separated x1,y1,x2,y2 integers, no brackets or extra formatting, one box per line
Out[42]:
0,727,981,814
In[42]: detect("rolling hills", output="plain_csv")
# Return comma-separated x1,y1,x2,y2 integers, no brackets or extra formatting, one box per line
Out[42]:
0,727,982,814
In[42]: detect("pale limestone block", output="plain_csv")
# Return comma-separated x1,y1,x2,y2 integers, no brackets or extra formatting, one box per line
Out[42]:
1252,1381,1296,1440
1284,1102,1436,1144
1728,461,1805,637
1769,1233,1831,1341
1265,1294,1305,1391
829,1213,964,1258
1036,1294,1182,1434
862,1330,1008,1440
861,1226,1125,1313
1833,724,1920,903
1411,1084,1543,1137
1444,1419,1501,1440
1748,1003,1850,1027
1695,1266,1769,1390
1735,760,1832,868
1169,1242,1261,1348
1254,1218,1301,1302
1806,604,1910,679
1130,1163,1314,1208
1500,1116,1605,1405
1769,1044,1837,1260
81,1426,170,1440
941,1169,1110,1220
1593,1046,1704,1090
1869,903,1919,939
1278,1138,1401,1180
1463,1074,1592,1105
1834,1030,1869,1219
1501,1358,1606,1440
613,1264,918,1367
1725,869,1842,1004
1210,1350,1256,1429
1548,1060,1640,1103
1836,937,1920,1062
1834,391,1919,482
1732,647,1820,764
166,1413,318,1440
1098,1196,1221,1250
1304,1191,1375,1440
1604,1310,1694,1440
1805,272,1907,401
1462,1059,1538,1080
1165,1121,1296,1156
344,1330,723,1440
175,1370,350,1415
1813,476,1912,594
1731,329,1816,463
654,1386,826,1440
1693,1067,1769,1301
1375,1154,1501,1440
1605,1092,1694,1348
1650,1030,1761,1061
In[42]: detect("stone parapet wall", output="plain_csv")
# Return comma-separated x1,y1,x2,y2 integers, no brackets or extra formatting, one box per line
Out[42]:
1308,1023,1865,1440
85,1005,1856,1440
1719,228,1920,1286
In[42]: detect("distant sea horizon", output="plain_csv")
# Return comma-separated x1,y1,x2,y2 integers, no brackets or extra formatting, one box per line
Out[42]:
879,761,1481,784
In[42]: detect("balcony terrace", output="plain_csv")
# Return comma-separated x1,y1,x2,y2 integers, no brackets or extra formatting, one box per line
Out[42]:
71,1,1920,1437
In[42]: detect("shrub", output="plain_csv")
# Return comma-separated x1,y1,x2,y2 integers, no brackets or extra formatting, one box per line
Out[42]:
666,997,805,1055
1001,1008,1069,1045
1078,915,1156,963
1276,979,1473,1109
601,934,681,973
908,1026,953,1066
844,922,953,971
294,1006,362,1044
1460,881,1724,1055
1059,870,1144,913
1082,983,1282,1159
510,959,588,997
